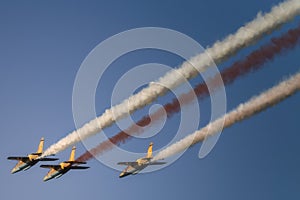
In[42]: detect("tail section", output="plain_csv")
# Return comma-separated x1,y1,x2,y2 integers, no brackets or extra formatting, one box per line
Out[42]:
69,146,76,161
146,142,153,158
37,137,44,154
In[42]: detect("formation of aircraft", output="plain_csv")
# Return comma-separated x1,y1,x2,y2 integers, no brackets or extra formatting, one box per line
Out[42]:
7,138,165,181
7,138,58,174
118,142,166,178
40,146,89,181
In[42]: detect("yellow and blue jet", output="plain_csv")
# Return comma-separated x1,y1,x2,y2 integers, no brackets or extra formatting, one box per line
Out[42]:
7,137,58,174
118,142,166,178
40,146,89,181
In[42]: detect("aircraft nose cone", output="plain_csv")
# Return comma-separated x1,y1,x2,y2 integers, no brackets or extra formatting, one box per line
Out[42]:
119,172,125,178
11,168,18,174
43,176,50,182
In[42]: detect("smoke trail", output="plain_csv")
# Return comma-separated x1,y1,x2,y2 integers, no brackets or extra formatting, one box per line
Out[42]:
43,0,300,157
76,25,300,162
153,72,300,160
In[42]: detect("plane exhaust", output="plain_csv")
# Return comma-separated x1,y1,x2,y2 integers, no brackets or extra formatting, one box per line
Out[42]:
42,0,300,157
76,25,300,162
153,72,300,161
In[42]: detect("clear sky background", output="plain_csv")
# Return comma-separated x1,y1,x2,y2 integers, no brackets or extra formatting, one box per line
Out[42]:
0,0,299,199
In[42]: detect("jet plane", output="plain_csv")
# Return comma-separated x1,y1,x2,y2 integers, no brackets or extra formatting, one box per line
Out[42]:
40,146,89,181
7,137,58,174
117,142,166,178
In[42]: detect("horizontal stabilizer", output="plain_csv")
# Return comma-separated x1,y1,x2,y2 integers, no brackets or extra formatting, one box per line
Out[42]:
117,162,138,166
30,152,42,156
69,166,90,170
7,156,29,161
40,165,61,170
38,158,59,161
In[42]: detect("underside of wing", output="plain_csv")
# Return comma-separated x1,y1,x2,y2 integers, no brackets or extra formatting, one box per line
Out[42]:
40,165,61,170
69,166,90,170
64,161,86,164
7,156,29,161
148,161,167,165
117,162,138,166
38,158,59,161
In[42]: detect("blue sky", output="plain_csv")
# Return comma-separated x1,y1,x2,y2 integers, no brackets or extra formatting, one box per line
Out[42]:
1,0,299,199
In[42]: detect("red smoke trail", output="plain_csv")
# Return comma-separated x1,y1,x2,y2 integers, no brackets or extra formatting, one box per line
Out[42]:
76,25,300,162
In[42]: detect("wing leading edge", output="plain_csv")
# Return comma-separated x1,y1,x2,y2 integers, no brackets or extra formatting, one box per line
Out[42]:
69,166,90,170
148,161,167,165
38,158,59,161
117,162,138,166
7,156,29,161
40,165,61,170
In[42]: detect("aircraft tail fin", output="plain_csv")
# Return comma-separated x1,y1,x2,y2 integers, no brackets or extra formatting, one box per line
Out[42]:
69,146,76,161
37,137,44,154
146,142,153,158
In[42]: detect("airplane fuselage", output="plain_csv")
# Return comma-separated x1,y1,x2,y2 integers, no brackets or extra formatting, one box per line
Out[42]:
41,146,89,182
118,142,166,178
11,159,38,174
43,167,71,181
119,158,150,178
8,138,59,175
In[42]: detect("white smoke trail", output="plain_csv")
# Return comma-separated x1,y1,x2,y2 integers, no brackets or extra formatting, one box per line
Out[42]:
42,0,300,157
153,72,300,160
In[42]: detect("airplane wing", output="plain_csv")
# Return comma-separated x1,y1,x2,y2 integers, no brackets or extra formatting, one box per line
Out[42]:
117,162,138,166
7,156,29,161
69,166,90,170
38,158,59,161
148,161,167,165
64,161,86,164
40,165,61,170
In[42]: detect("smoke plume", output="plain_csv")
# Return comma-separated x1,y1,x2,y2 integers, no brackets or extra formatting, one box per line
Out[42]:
153,72,300,160
77,25,300,162
43,0,300,157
